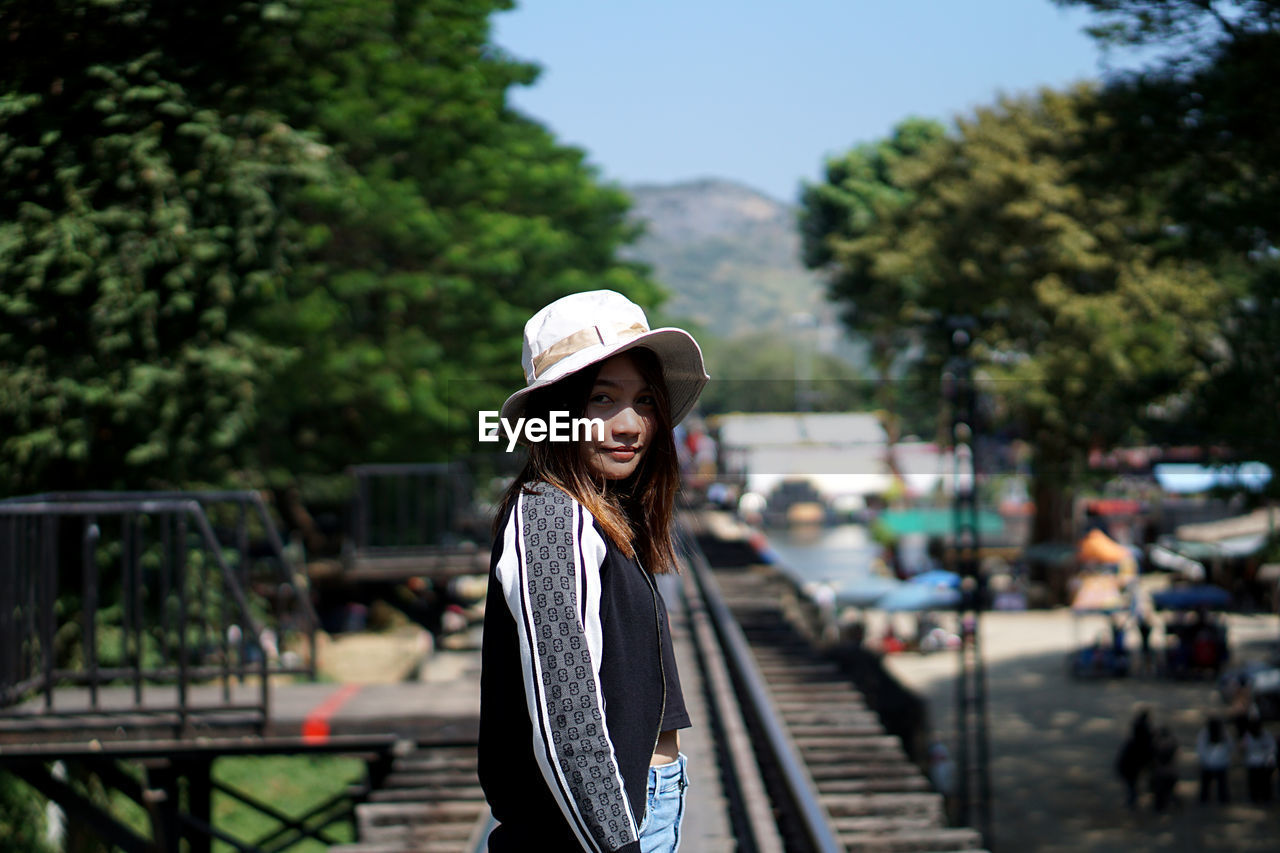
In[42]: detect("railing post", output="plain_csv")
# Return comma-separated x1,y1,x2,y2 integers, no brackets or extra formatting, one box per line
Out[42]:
145,759,182,853
82,518,101,711
176,512,189,735
1,517,14,699
0,493,317,737
356,468,369,552
186,757,213,853
121,513,133,701
41,514,56,711
160,512,173,669
131,513,145,706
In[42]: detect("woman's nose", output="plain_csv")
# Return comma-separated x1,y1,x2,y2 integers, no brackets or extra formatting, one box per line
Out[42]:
610,404,643,438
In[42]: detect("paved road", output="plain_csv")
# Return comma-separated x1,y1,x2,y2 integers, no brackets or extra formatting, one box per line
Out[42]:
883,608,1280,852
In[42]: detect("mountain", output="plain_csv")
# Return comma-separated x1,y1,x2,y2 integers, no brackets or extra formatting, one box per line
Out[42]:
622,179,831,339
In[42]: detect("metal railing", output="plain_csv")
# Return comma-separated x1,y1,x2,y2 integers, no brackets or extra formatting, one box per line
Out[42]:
0,491,318,737
676,523,844,853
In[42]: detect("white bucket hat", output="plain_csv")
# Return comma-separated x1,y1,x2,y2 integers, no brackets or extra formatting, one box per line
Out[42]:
500,290,709,427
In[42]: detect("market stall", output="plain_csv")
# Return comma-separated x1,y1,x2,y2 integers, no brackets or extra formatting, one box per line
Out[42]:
1067,572,1131,678
1152,584,1234,677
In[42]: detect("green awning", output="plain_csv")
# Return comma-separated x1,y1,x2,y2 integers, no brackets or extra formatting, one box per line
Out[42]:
876,507,1005,538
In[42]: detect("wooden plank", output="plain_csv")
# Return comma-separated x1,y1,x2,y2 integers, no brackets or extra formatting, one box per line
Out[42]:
834,826,985,852
819,792,943,819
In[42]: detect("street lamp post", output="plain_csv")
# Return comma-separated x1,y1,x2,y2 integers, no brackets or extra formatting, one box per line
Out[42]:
944,316,993,848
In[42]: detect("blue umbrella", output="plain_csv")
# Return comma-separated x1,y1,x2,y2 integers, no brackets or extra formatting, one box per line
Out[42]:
836,574,903,608
1152,584,1233,611
908,569,962,589
876,583,961,612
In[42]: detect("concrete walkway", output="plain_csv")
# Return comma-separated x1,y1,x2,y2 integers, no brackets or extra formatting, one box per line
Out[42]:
659,571,738,853
883,609,1280,852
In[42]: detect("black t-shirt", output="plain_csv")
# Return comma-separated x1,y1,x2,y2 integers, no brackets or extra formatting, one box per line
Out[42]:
656,584,691,731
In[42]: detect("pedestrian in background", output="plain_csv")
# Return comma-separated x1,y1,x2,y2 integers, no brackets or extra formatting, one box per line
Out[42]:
1227,673,1256,739
1115,709,1154,809
1136,610,1154,676
1241,717,1276,804
927,739,956,822
1150,725,1181,813
1195,715,1233,804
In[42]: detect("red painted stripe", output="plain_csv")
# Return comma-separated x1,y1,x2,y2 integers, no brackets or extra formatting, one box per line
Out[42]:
301,684,363,744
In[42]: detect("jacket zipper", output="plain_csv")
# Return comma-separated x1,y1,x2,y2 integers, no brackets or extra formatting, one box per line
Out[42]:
636,557,668,764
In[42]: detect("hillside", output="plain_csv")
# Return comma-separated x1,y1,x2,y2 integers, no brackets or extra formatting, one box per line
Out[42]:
622,179,831,339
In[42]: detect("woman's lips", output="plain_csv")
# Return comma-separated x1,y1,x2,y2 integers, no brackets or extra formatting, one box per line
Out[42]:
605,447,638,461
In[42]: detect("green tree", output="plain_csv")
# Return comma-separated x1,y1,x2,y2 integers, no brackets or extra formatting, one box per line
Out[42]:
799,118,947,418
0,0,321,496
246,0,661,524
800,87,1228,540
1059,0,1280,483
1053,0,1280,55
0,772,49,853
1,0,665,519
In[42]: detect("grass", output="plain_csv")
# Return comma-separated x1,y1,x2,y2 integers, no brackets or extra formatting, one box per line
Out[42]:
105,754,366,852
212,754,366,852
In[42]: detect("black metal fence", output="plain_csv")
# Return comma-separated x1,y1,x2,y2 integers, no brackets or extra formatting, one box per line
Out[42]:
0,491,317,738
346,460,508,557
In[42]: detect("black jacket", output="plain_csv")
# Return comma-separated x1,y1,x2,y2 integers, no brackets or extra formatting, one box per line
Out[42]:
479,482,668,852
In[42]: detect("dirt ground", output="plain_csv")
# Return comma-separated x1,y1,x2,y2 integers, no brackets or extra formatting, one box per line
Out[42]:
315,624,434,683
882,608,1280,852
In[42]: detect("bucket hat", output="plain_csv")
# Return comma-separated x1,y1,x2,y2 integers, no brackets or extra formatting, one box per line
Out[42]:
500,289,709,427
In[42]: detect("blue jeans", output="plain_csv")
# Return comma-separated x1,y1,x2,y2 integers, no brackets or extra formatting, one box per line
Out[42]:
638,752,688,853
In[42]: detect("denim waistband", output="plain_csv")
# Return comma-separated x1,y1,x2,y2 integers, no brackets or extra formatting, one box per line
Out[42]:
648,752,687,784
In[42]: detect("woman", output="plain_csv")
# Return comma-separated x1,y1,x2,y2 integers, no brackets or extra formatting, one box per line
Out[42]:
478,290,709,853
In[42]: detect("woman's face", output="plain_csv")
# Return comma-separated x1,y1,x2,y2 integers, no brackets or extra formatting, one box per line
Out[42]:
581,352,657,481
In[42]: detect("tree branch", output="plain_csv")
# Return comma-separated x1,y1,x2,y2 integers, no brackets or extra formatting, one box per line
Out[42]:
1194,0,1241,39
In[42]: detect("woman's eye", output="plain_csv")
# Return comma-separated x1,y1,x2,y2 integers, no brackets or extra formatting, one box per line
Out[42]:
588,393,611,405
636,394,656,407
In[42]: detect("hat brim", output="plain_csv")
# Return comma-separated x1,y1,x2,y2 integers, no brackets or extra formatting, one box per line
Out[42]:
500,327,709,431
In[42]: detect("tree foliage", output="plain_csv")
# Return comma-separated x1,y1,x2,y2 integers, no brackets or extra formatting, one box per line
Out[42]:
1053,0,1280,54
242,0,661,489
1,0,662,502
800,119,947,353
1061,0,1280,483
0,771,49,853
798,119,948,434
801,87,1229,538
0,0,321,494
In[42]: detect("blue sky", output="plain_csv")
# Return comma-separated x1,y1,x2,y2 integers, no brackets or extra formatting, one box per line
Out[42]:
492,0,1146,203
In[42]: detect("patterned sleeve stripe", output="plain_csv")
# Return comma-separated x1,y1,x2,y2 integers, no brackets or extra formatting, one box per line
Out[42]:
517,487,638,850
506,493,597,852
577,508,589,630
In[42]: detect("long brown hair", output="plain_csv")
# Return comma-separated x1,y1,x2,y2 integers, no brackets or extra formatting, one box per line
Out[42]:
494,347,681,574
